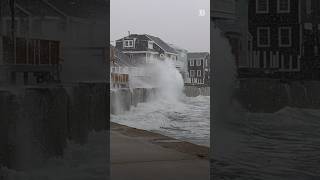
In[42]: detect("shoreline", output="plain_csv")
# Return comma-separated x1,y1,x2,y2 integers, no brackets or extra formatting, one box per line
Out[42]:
111,122,209,159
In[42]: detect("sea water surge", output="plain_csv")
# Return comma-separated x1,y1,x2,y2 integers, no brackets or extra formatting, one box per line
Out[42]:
111,58,210,147
111,95,210,147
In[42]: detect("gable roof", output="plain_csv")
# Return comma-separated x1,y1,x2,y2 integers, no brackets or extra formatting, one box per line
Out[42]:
145,34,178,55
187,52,210,59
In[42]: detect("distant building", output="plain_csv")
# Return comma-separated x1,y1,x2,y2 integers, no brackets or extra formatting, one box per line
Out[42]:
170,45,189,80
187,52,210,86
115,34,178,65
245,0,320,79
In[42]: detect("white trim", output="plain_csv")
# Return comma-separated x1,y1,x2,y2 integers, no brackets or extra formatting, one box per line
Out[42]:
257,27,270,47
190,70,195,77
278,27,292,47
122,51,159,54
197,70,201,77
148,41,154,49
196,59,202,66
256,0,269,14
165,52,179,56
190,59,194,66
123,40,134,48
277,0,290,13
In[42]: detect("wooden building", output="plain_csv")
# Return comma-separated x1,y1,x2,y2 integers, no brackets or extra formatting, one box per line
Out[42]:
246,0,320,79
110,45,131,89
0,0,108,85
187,52,210,86
115,34,178,65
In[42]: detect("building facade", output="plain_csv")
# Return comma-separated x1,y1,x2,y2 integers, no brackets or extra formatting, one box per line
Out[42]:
115,34,178,65
0,0,108,85
187,52,210,86
246,0,320,79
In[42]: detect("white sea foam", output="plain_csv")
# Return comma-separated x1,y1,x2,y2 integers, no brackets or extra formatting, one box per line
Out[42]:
111,57,210,146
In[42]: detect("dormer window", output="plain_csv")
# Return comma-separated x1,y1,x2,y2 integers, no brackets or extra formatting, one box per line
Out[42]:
148,41,154,49
123,40,134,48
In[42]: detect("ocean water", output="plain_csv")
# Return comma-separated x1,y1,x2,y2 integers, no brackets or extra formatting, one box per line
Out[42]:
111,95,210,147
213,107,320,179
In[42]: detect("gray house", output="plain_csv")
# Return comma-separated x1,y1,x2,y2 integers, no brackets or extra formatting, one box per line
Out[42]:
115,34,178,65
187,52,210,86
0,0,108,84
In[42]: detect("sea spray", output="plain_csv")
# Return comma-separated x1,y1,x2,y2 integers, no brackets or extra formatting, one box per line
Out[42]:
111,57,210,146
211,23,247,165
145,58,185,103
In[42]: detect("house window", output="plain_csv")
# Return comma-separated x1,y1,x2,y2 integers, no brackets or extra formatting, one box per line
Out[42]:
256,0,269,13
196,59,202,66
190,70,195,77
123,40,134,48
205,59,208,66
148,41,153,49
197,70,202,77
278,0,290,13
257,27,270,47
279,27,292,47
190,60,194,66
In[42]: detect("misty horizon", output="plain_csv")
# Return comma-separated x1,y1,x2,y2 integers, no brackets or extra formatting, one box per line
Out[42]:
110,0,210,52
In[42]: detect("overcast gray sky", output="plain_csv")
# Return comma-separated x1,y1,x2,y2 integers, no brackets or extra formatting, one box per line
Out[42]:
111,0,210,52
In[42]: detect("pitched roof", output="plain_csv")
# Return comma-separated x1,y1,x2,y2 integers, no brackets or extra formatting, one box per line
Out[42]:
47,0,108,19
145,34,178,54
187,52,210,59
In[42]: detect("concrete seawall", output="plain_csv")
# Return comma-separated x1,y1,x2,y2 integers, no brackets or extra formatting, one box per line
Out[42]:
110,88,157,114
184,86,210,97
0,83,108,170
236,79,320,112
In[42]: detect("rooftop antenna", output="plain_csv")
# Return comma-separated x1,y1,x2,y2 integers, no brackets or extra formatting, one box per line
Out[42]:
128,31,130,36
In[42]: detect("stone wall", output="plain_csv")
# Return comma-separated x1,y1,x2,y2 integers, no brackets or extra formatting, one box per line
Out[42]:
0,83,108,170
236,79,320,112
184,86,210,97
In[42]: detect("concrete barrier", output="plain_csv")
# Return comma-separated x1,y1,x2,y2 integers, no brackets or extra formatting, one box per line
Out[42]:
0,83,108,170
236,79,320,112
184,86,210,97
